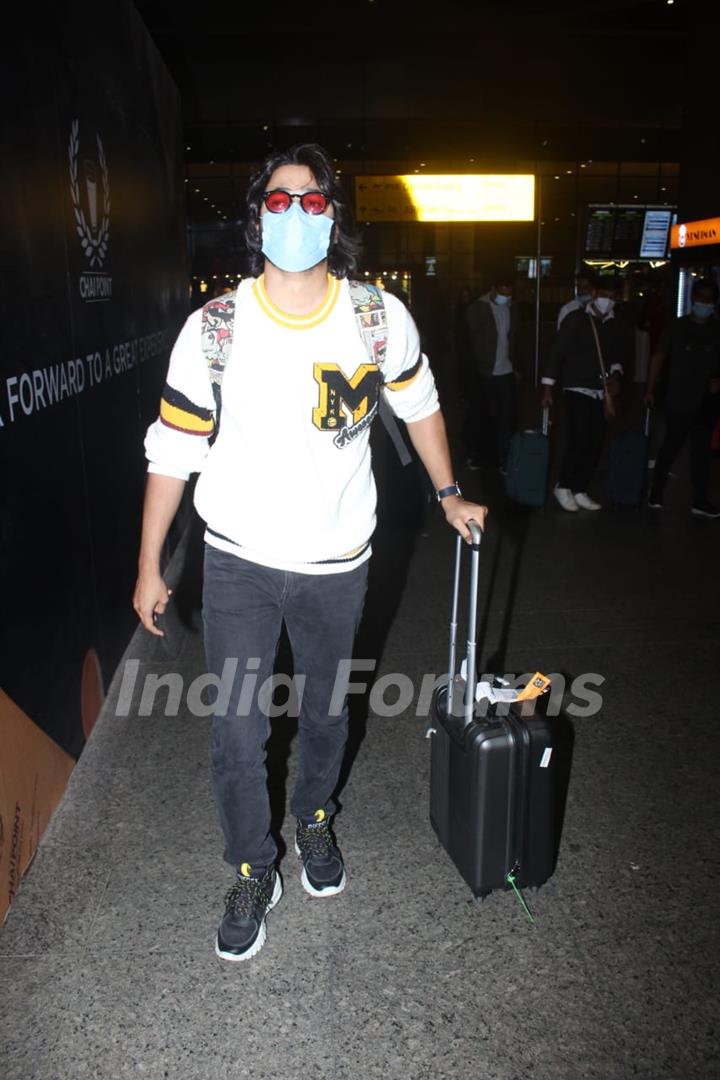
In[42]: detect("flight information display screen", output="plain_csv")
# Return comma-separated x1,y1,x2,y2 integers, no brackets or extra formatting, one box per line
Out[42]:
585,205,646,257
584,204,675,259
639,209,672,258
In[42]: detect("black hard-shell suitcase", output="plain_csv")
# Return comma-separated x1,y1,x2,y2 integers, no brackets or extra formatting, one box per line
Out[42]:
429,524,556,898
605,408,651,507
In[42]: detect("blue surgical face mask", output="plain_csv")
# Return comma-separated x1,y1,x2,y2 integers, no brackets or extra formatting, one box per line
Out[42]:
576,292,591,305
261,201,333,273
692,300,715,319
494,293,511,306
592,296,614,316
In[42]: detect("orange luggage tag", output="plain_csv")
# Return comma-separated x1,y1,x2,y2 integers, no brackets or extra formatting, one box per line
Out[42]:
515,672,551,702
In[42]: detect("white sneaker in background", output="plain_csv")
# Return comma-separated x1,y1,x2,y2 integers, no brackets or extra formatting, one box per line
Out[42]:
574,492,602,511
553,486,579,512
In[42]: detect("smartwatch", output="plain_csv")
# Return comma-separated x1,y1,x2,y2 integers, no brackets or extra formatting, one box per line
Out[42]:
435,482,462,502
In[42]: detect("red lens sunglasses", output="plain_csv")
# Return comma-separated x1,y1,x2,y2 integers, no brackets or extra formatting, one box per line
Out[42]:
262,189,330,215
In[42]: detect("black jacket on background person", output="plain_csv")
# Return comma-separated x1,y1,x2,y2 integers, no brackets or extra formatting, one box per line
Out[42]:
544,308,634,390
656,315,720,414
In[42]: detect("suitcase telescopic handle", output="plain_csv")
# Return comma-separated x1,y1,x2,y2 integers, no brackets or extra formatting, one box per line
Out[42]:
447,520,482,728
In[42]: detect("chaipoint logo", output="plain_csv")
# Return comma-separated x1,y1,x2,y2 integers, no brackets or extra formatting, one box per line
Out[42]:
68,118,113,303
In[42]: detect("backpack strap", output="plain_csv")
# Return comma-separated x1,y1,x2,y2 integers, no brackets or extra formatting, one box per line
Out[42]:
348,281,389,366
348,281,412,466
201,292,236,439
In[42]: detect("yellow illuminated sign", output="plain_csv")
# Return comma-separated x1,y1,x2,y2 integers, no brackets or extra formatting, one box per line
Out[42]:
670,217,720,249
355,175,535,222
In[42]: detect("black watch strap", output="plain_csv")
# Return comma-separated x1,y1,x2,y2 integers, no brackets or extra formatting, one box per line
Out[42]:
436,482,462,502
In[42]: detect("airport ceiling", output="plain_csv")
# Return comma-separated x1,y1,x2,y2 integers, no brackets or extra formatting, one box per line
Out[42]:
134,0,690,169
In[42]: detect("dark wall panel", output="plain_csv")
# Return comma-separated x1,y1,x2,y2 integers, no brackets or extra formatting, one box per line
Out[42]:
0,1,188,758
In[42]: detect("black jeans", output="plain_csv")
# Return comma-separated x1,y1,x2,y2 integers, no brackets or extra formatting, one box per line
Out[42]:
652,400,718,503
203,546,369,869
472,373,517,468
558,391,606,494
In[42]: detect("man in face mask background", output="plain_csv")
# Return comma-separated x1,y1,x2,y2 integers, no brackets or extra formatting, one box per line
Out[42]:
133,143,487,963
541,275,633,512
645,278,720,518
465,271,518,473
557,272,595,329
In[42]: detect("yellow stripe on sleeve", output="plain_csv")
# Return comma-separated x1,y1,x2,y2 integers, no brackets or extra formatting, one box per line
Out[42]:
160,399,214,436
385,363,422,392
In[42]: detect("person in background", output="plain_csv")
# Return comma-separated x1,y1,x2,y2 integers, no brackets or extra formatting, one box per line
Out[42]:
557,272,595,328
541,276,632,512
454,286,477,463
465,271,517,473
639,282,668,357
645,278,720,518
454,286,474,399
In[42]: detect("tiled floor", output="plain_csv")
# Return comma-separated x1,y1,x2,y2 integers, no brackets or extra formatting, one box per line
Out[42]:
2,444,718,1080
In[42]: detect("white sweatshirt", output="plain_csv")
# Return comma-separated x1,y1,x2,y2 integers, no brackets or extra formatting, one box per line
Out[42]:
145,275,439,574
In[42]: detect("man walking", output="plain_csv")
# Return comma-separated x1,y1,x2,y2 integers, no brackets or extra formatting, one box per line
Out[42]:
541,276,633,511
133,144,487,962
645,278,720,517
465,272,517,472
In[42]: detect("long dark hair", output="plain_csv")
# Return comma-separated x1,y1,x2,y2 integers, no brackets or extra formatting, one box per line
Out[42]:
244,143,361,279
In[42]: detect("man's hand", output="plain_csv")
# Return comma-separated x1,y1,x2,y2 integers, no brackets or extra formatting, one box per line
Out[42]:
442,496,488,543
133,569,173,637
643,390,655,407
540,386,553,409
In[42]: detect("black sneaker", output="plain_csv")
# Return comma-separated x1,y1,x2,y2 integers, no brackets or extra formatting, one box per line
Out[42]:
295,811,346,897
647,490,664,509
215,866,282,962
691,500,720,519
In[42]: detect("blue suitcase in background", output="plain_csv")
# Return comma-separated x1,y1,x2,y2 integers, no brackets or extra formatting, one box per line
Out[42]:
506,408,549,508
605,409,650,507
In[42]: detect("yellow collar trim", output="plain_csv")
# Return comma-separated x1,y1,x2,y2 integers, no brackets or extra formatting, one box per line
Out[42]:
253,274,341,330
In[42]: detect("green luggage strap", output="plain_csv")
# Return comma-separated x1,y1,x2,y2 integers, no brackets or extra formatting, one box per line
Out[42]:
505,867,535,924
